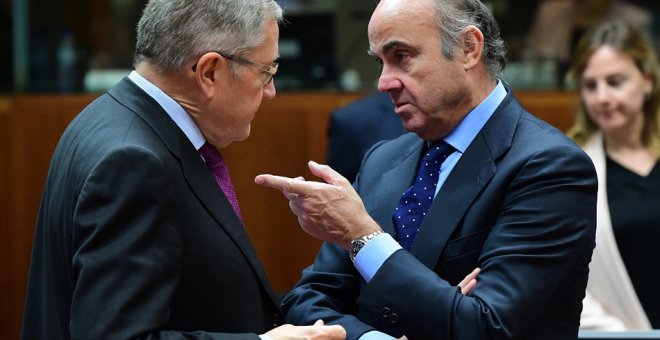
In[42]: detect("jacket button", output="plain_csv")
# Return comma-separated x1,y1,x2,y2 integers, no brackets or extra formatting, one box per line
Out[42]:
381,307,391,319
272,313,281,327
389,312,399,324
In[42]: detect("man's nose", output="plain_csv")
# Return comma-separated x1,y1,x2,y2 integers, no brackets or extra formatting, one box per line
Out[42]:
263,80,276,99
378,68,402,93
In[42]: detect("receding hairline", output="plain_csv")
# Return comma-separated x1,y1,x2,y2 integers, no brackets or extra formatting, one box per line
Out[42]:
367,0,439,55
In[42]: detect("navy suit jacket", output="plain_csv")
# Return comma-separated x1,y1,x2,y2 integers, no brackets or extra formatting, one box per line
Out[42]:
21,78,282,339
283,90,597,339
327,92,405,182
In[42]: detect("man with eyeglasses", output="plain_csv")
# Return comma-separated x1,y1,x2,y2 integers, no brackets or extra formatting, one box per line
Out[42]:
193,52,278,85
20,0,345,339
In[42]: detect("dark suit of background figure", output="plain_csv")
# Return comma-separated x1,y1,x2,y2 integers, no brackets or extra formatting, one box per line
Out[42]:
327,92,404,182
283,90,598,339
21,78,281,339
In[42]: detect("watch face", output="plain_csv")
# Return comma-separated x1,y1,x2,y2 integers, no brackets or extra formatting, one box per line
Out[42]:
350,240,365,261
350,231,383,261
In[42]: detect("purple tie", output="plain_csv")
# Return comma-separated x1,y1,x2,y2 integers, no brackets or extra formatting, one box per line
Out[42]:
198,142,243,224
393,140,454,250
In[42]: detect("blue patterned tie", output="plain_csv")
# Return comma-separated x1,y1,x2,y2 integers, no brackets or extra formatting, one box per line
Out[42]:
393,141,455,250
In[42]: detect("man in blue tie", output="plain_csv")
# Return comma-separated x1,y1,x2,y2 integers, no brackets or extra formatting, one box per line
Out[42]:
255,0,597,339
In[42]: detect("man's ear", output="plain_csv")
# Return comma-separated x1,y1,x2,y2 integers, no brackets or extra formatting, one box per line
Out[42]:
194,52,225,99
461,25,484,70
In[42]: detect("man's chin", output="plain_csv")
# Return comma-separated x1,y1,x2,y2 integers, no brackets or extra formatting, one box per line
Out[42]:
238,125,252,142
404,123,439,141
402,119,422,134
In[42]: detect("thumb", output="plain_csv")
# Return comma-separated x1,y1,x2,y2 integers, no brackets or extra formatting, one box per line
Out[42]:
313,319,324,326
308,161,349,186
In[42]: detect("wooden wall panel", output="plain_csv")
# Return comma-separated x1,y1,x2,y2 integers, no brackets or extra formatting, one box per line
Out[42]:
1,95,93,340
517,90,579,132
0,90,578,339
0,97,14,340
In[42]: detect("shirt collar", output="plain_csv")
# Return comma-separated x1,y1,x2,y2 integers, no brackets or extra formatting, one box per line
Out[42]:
128,71,206,150
443,80,507,153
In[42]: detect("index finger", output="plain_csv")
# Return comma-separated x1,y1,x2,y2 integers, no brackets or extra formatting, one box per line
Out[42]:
255,174,312,195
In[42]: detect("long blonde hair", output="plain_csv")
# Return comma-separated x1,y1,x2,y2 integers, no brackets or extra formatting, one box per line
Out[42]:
567,20,660,157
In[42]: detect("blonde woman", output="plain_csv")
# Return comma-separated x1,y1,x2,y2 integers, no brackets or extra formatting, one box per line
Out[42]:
568,20,660,330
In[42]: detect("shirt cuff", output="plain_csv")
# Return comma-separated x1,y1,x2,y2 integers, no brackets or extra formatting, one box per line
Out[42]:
359,330,397,339
259,334,273,340
354,233,401,282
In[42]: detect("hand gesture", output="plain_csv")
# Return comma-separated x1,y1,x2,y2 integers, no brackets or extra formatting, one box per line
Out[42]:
255,161,381,248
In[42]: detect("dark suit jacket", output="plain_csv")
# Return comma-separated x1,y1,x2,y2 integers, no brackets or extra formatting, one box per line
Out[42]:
327,92,405,182
283,91,597,339
21,78,282,339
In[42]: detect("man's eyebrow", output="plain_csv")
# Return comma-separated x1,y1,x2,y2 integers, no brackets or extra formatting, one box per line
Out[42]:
368,40,412,56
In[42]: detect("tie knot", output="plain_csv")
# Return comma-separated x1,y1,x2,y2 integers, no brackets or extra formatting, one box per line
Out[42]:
199,142,224,166
423,140,454,161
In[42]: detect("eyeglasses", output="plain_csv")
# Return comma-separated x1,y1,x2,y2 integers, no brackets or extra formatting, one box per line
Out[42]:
192,51,278,85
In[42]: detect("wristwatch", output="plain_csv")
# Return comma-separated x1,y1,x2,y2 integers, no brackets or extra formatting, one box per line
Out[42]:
349,230,383,262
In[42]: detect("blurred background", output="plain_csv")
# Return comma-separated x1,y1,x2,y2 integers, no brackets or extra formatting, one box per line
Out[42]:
1,0,659,94
1,0,660,339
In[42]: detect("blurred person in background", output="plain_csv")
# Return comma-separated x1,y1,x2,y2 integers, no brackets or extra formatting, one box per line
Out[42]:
568,19,660,330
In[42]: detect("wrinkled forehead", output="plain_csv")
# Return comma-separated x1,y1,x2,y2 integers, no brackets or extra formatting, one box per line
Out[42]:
368,0,437,55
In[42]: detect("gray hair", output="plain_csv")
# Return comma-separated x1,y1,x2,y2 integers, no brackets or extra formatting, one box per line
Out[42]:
431,0,506,79
134,0,283,73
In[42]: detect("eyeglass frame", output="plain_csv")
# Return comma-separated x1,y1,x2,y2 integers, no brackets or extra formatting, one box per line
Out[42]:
192,51,278,84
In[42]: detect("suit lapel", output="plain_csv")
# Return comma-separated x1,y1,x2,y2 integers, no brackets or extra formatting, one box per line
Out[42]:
367,138,425,236
410,92,521,269
107,78,278,303
180,138,279,303
411,133,497,267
